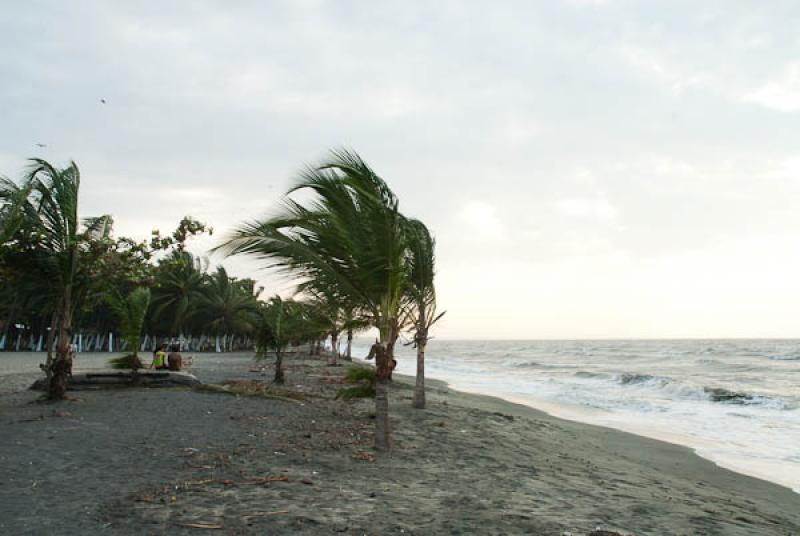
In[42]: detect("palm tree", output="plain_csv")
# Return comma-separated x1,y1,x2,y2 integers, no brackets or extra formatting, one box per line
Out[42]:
403,219,444,409
219,150,409,451
256,295,305,384
106,287,151,367
1,159,106,398
198,266,259,351
150,251,206,343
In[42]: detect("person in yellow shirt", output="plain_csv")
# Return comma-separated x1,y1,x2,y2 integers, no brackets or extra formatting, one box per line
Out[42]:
150,344,168,370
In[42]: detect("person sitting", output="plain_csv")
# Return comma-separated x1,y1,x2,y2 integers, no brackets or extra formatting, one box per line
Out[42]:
151,344,168,370
167,345,183,371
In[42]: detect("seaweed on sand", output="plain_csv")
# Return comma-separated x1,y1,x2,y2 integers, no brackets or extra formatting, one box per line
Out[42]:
194,380,307,403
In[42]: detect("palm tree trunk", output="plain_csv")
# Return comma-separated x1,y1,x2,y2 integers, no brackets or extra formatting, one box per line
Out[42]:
42,309,59,380
372,340,392,452
413,336,427,409
274,349,285,384
328,331,339,365
344,328,353,361
49,295,72,400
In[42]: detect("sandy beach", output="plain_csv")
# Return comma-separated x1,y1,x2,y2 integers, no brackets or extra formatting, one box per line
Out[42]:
1,352,799,535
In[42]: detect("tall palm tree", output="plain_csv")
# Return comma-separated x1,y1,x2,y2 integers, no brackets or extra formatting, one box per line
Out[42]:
219,150,409,451
403,219,444,409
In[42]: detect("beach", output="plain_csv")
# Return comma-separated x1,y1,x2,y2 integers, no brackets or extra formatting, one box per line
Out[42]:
1,352,799,535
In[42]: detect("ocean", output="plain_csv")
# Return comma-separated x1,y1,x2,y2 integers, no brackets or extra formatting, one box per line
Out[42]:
354,339,800,493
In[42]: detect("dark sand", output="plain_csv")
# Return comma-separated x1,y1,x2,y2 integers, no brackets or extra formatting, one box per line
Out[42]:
1,352,799,535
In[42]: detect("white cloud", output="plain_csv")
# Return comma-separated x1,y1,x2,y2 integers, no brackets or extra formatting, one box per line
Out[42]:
742,61,800,112
556,197,618,222
457,201,510,243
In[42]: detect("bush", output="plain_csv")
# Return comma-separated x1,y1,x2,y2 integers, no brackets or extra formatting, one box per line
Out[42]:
337,365,376,399
109,354,143,370
345,365,376,384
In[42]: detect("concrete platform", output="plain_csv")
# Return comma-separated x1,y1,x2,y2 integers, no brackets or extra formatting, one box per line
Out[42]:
30,370,201,391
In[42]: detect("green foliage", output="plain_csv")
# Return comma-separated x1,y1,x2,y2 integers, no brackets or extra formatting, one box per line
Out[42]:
0,159,256,352
336,365,377,399
106,287,151,358
254,295,308,357
345,365,376,383
109,354,143,369
218,149,411,345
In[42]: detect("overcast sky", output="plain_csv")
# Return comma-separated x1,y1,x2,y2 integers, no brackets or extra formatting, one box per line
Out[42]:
2,1,800,339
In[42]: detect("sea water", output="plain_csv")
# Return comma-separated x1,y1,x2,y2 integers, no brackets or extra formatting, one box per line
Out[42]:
353,339,800,492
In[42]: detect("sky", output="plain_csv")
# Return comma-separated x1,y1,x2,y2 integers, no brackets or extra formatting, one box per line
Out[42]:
2,1,800,339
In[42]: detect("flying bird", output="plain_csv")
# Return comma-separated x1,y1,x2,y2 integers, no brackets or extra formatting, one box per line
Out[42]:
35,143,47,148
100,98,106,104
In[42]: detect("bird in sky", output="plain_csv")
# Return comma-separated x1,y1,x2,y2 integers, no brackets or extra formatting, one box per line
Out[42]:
100,98,106,104
35,143,47,148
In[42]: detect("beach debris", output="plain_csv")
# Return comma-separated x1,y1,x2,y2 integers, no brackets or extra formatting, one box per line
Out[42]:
242,511,289,520
178,521,223,529
352,451,376,462
16,415,44,423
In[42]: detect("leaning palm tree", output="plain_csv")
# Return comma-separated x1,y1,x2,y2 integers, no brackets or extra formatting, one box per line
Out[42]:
403,219,444,409
218,150,409,451
1,160,106,399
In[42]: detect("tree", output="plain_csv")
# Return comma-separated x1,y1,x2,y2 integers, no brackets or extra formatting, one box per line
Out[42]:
219,150,410,451
255,296,304,384
150,251,207,341
106,287,151,367
198,266,259,351
403,219,444,409
0,159,107,399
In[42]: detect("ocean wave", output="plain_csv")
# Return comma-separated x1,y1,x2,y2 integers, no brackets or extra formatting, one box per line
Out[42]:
573,371,609,379
510,360,544,368
769,354,800,361
602,372,794,409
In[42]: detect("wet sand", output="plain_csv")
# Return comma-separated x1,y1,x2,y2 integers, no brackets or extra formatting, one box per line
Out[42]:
1,352,799,535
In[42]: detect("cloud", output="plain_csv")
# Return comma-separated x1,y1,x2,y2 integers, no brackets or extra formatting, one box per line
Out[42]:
555,197,618,222
3,1,800,337
742,61,800,112
457,201,510,243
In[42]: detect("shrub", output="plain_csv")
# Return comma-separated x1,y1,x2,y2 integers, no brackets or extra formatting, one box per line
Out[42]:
109,354,143,370
345,365,376,384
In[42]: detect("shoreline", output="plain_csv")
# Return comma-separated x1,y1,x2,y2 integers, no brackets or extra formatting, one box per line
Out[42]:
436,378,800,495
2,352,799,534
365,345,800,496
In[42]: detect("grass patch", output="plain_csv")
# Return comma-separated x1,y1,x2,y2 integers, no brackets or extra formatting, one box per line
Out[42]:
345,365,376,383
193,380,306,403
336,365,376,400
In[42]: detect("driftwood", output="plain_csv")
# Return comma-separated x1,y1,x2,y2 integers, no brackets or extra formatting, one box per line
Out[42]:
29,370,201,391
